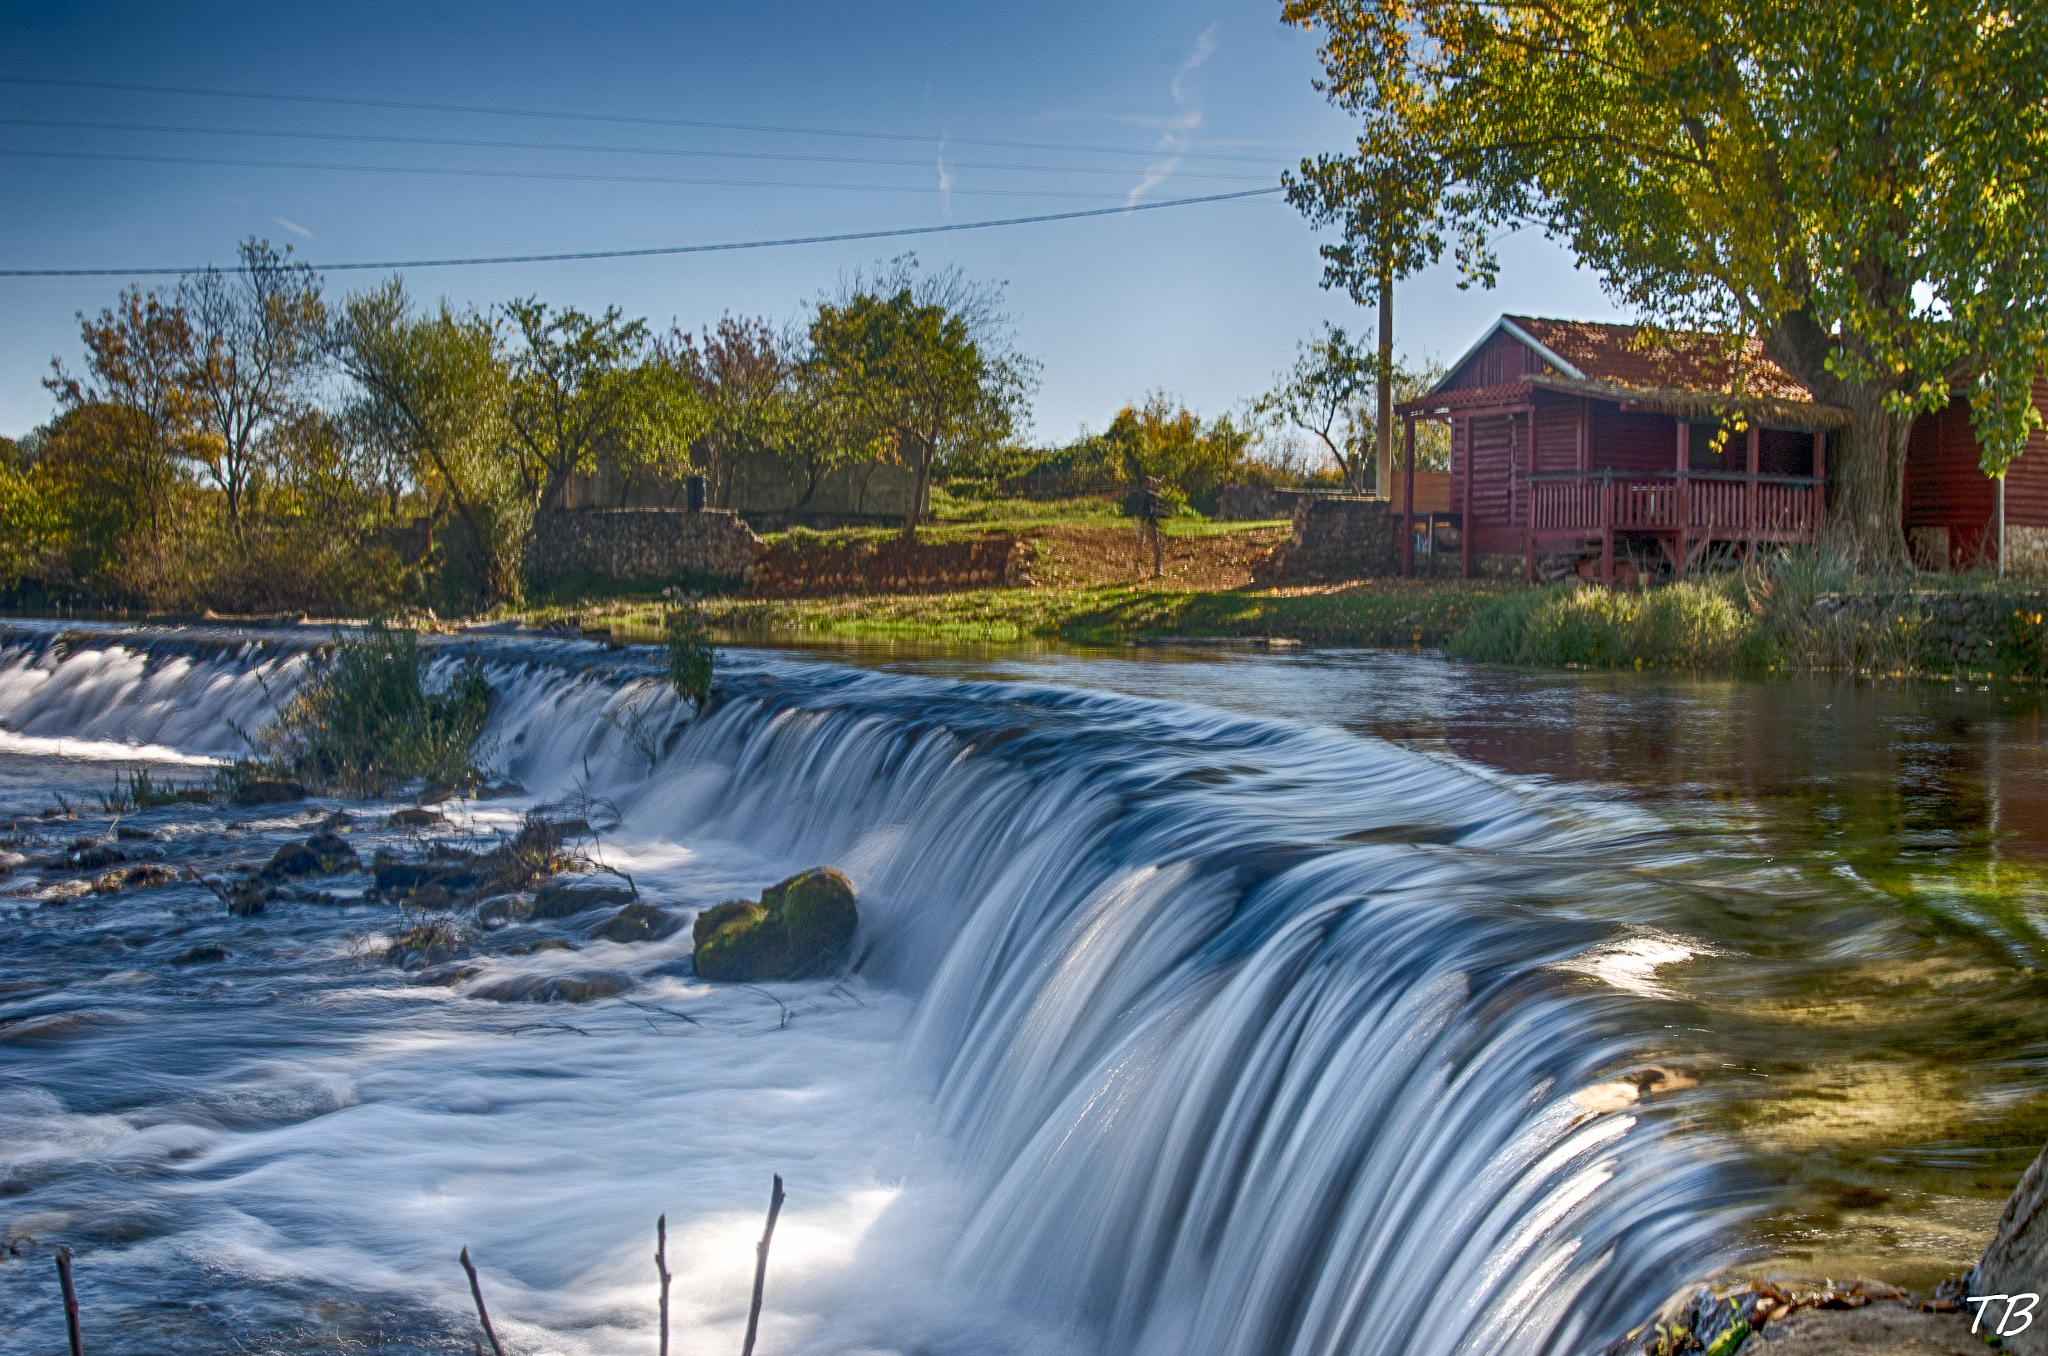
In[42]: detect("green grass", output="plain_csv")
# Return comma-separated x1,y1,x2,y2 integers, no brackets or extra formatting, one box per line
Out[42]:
1445,579,1766,671
559,580,1507,647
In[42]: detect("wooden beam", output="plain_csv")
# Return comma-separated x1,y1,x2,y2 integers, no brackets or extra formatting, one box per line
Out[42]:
1746,425,1761,562
1460,416,1473,578
1401,415,1417,578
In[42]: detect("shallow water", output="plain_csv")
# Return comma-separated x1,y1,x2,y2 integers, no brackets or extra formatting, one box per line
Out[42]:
0,626,2041,1355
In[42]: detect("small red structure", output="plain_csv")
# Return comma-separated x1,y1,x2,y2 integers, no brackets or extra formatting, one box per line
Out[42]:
1903,379,2048,571
1396,316,1843,580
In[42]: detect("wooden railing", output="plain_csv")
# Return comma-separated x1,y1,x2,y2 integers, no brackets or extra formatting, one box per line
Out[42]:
1527,470,1824,540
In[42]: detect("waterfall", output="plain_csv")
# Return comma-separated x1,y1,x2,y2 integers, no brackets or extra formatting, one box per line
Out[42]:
0,623,1738,1355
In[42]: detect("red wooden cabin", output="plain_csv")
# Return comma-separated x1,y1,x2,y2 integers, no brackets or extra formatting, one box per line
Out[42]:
1395,316,1843,581
1903,378,2048,571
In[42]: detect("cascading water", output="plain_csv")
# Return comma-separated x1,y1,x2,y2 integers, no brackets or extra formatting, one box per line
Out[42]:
0,624,1741,1356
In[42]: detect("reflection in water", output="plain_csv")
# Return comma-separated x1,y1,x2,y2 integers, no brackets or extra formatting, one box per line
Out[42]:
837,644,2048,1287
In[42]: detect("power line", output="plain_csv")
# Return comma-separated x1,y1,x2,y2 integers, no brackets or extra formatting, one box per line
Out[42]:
0,73,1294,166
0,115,1280,182
0,186,1285,278
0,147,1158,200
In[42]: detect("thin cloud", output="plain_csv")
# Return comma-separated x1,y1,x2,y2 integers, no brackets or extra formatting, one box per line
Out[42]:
937,135,955,218
1129,23,1219,207
271,216,314,239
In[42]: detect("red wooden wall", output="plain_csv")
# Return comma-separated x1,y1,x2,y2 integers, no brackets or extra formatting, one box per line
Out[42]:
1442,330,1562,391
1904,378,2048,566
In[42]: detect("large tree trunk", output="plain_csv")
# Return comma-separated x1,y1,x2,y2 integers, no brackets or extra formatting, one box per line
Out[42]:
1825,383,1913,569
1376,264,1394,499
902,433,932,542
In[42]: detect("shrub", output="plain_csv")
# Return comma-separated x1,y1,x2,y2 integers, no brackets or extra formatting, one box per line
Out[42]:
1447,580,1752,670
238,622,494,797
663,605,715,708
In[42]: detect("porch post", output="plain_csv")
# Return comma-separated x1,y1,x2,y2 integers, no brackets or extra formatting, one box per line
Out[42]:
1675,418,1691,578
1401,415,1417,578
1460,417,1473,579
1812,430,1827,538
1746,425,1760,561
1600,470,1615,585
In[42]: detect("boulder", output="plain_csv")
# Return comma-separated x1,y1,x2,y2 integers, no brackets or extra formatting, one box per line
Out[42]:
691,867,857,982
387,807,447,828
68,842,126,871
230,778,307,806
170,945,231,967
92,864,179,895
467,970,631,1003
1973,1141,2048,1355
371,850,476,894
259,842,323,880
530,882,636,920
227,884,270,916
593,902,679,944
304,832,360,873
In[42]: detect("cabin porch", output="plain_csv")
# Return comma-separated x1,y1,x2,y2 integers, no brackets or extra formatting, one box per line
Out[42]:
1393,383,1834,582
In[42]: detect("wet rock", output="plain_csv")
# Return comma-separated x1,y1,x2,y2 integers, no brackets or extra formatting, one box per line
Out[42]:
91,864,179,895
371,850,476,895
230,778,307,806
530,881,635,920
304,832,360,873
227,884,271,916
115,826,160,842
170,945,231,967
66,842,126,871
468,970,630,1003
474,894,536,928
477,780,528,799
415,962,486,987
593,902,679,944
387,807,447,829
501,938,577,956
1757,1302,1982,1354
323,810,353,829
259,842,324,880
418,779,477,806
383,920,464,969
691,867,857,982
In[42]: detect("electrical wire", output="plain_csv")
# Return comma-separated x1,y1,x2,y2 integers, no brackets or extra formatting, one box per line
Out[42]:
0,73,1294,166
0,147,1169,200
0,115,1281,181
0,186,1284,277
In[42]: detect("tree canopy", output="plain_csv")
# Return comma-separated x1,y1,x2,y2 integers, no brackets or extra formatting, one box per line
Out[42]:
1284,0,2048,561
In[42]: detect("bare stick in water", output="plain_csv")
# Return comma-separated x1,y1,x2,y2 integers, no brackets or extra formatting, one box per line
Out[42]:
741,1175,785,1356
54,1246,83,1356
459,1247,507,1356
655,1214,672,1356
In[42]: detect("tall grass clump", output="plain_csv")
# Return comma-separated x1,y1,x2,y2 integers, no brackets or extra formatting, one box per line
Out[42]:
235,622,494,797
1447,579,1755,670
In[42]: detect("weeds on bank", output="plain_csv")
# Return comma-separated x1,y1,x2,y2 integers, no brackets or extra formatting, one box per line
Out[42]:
98,768,214,812
220,621,495,797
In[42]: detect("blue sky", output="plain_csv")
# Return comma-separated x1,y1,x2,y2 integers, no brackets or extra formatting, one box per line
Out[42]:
0,0,1629,443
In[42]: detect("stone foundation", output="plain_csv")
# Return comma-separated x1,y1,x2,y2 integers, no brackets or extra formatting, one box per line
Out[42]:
1259,497,1399,581
750,536,1032,597
527,508,762,584
1809,588,2048,672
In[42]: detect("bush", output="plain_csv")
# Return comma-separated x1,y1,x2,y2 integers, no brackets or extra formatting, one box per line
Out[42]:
663,605,715,707
236,622,494,797
1447,580,1754,670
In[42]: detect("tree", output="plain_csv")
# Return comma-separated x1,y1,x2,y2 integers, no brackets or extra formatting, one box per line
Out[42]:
502,299,694,513
805,259,1037,540
45,287,206,545
677,315,798,507
1283,0,2048,565
179,238,328,529
333,279,518,603
1257,324,1377,489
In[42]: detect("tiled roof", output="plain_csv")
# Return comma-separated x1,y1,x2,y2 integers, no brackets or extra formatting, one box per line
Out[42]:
1506,316,1815,403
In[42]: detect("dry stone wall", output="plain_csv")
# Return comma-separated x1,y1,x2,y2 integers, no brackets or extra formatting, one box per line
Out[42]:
750,536,1032,597
1810,588,2048,673
528,509,762,584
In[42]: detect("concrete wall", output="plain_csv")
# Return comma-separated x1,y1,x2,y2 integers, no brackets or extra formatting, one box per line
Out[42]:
527,508,762,584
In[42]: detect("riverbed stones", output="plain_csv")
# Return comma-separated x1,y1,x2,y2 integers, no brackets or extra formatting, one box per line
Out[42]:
230,778,307,806
530,881,636,920
691,867,857,982
592,901,678,944
1972,1139,2048,1355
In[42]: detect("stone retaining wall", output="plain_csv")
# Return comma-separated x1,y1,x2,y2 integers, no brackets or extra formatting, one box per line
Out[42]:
1811,588,2048,673
528,508,762,584
750,536,1033,597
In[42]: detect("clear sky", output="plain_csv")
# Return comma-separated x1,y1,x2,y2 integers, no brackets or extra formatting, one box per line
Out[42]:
0,0,1631,444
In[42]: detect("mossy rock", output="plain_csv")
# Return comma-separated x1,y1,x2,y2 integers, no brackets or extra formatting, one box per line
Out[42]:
593,902,679,944
692,867,857,982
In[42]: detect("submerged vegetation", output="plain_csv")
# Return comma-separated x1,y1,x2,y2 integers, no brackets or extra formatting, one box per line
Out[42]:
227,623,493,797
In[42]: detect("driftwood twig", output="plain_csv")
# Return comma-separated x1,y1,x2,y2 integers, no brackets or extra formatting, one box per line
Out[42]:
55,1245,84,1356
655,1214,672,1356
459,1247,507,1356
741,1175,785,1356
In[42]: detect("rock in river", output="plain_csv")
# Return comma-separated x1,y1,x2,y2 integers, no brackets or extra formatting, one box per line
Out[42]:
592,902,679,944
530,882,636,921
230,778,307,806
692,867,857,982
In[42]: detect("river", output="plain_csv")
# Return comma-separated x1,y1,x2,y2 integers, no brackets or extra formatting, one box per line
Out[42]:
1,623,2041,1355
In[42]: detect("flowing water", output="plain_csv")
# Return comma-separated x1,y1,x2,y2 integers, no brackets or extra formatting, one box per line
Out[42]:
1,624,2042,1356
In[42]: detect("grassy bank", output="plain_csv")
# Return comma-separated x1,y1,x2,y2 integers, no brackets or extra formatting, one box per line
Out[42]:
536,579,1510,648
